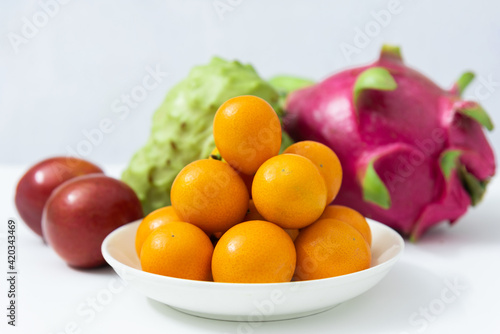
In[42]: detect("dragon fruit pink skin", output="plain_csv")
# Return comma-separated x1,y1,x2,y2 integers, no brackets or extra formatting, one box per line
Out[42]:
283,45,495,240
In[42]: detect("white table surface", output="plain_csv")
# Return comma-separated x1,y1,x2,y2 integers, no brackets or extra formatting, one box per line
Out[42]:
1,164,499,334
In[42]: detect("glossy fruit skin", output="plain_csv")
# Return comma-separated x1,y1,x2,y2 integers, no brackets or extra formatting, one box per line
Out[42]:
252,154,327,229
212,220,296,283
140,222,213,281
135,206,182,257
319,205,372,246
294,219,371,281
213,95,282,175
15,157,103,237
42,174,143,268
283,141,343,204
171,159,249,234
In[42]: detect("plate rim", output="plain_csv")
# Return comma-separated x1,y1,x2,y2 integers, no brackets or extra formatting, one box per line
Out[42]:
102,218,405,288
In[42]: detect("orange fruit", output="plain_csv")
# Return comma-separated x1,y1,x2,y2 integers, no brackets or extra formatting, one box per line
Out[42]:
284,228,299,242
243,199,264,221
243,200,299,241
283,141,342,204
212,231,223,239
210,147,253,197
208,232,224,248
213,95,282,175
212,220,296,283
171,159,249,234
294,219,371,281
140,222,213,281
320,205,372,246
243,200,298,241
135,206,182,256
252,154,327,229
239,172,254,199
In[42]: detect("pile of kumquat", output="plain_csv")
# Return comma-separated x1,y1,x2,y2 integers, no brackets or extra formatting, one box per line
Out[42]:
136,95,372,283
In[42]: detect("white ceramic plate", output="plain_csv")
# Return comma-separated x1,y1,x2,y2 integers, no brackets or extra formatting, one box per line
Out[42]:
102,219,404,321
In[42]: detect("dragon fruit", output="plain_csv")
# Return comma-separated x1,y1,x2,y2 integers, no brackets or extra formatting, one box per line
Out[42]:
283,45,495,240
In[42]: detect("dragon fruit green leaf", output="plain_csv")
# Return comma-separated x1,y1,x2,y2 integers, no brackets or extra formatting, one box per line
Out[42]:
439,150,462,180
459,165,488,206
362,159,391,209
453,72,475,96
380,44,403,61
353,67,397,106
454,100,494,131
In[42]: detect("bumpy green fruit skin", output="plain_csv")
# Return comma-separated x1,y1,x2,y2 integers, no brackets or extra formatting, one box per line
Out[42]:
122,57,286,215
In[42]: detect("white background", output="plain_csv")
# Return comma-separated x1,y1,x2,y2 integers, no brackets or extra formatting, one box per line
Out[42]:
1,1,500,334
1,0,499,164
